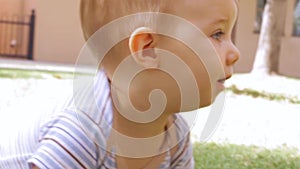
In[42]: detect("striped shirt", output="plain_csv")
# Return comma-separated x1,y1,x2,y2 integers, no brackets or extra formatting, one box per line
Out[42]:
0,71,194,169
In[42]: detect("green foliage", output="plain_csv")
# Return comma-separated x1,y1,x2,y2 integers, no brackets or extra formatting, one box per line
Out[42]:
0,68,75,79
226,85,300,104
193,142,300,169
1,68,300,104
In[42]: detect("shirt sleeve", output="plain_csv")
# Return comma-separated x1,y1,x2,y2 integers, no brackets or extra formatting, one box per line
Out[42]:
169,114,194,169
170,133,194,169
27,110,101,169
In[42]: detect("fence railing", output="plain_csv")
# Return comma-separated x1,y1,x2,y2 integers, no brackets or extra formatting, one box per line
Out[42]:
0,10,35,60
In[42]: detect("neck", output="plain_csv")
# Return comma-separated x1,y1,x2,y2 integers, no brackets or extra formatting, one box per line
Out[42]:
108,105,177,158
112,106,171,138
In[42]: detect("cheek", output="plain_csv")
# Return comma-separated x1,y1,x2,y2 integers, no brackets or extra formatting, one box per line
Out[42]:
210,40,227,64
187,57,213,107
176,45,213,108
129,70,181,113
160,38,214,108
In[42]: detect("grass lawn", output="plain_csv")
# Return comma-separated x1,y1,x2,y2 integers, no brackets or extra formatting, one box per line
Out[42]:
0,68,75,79
1,67,300,168
194,142,300,169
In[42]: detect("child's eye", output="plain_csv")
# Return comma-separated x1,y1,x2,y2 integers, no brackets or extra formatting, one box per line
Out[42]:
211,31,225,41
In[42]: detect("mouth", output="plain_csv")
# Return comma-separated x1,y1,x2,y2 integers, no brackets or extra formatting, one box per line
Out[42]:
217,75,232,84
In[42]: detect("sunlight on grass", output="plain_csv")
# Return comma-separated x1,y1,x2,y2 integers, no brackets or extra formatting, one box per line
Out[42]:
226,85,300,104
194,142,300,169
2,68,300,168
2,68,300,104
0,68,75,79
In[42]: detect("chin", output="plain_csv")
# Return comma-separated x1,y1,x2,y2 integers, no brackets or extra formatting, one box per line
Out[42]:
199,99,213,108
216,81,225,92
211,82,225,99
199,89,223,108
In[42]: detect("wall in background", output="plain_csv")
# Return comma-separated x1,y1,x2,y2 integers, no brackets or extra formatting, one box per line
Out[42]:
34,0,87,64
235,0,300,78
1,0,299,77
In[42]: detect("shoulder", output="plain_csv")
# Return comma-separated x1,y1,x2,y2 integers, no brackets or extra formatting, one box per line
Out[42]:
28,70,114,168
173,114,190,140
28,108,111,168
169,114,194,168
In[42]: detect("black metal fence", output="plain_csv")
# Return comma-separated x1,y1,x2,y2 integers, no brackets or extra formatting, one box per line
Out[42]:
0,10,35,60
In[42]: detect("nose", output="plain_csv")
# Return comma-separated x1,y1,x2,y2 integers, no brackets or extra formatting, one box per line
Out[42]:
226,43,240,66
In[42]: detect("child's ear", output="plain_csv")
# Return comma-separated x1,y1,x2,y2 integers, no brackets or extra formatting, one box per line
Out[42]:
129,27,159,68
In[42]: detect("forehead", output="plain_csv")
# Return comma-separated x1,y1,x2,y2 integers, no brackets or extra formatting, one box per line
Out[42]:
171,0,238,22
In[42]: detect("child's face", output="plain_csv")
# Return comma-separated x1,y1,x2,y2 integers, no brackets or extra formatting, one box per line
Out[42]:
158,0,240,108
98,0,240,114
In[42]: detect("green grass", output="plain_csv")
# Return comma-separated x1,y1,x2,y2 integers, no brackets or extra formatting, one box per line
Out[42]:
2,68,300,168
193,142,300,169
226,85,300,104
1,68,300,104
0,68,76,79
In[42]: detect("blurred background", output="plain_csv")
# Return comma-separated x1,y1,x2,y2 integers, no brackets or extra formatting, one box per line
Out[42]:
1,0,300,168
0,0,299,77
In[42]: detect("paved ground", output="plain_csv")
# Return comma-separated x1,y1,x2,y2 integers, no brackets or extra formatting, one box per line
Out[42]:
1,61,300,152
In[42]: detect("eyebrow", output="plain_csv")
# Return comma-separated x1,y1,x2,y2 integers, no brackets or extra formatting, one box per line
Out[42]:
208,18,229,27
208,1,239,28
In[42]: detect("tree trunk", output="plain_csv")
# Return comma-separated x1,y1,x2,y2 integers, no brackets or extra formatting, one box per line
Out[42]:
252,0,287,75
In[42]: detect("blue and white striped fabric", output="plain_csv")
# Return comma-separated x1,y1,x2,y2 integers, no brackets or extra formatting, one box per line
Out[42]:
0,70,194,169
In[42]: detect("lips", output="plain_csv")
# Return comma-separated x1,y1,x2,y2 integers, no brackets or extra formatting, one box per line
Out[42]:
218,75,232,84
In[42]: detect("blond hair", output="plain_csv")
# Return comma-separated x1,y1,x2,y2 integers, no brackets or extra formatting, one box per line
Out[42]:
80,0,170,41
